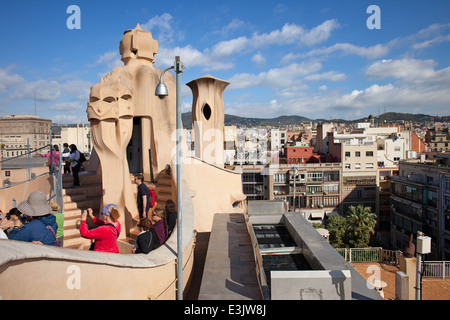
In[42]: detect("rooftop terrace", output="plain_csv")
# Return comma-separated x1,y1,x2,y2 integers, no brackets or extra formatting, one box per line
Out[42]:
198,200,383,300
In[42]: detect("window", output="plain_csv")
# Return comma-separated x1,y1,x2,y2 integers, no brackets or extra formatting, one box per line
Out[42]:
355,151,361,157
345,164,351,169
366,163,374,169
355,163,361,169
366,151,374,156
308,185,322,193
324,184,339,193
345,151,351,157
274,173,286,183
307,172,323,182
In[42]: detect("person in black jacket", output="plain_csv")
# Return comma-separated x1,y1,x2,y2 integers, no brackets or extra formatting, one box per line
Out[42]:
132,218,161,254
165,199,177,237
134,175,150,219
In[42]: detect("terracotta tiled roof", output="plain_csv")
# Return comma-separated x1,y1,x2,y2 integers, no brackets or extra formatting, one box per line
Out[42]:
352,262,450,300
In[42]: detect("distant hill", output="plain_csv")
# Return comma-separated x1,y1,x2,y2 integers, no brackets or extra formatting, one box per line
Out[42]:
182,112,314,128
182,111,448,129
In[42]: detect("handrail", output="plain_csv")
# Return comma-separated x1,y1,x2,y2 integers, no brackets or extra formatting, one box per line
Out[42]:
1,142,63,210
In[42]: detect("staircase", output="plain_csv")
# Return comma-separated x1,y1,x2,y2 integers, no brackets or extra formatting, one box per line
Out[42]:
152,167,175,210
62,171,102,249
61,167,174,250
124,168,175,245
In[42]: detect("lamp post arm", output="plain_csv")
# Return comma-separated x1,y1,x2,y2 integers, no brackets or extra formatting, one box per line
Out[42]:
160,66,175,84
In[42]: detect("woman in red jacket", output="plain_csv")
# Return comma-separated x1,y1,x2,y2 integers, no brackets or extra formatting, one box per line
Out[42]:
80,204,121,253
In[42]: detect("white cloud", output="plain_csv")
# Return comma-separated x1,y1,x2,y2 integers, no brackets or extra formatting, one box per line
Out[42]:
304,71,346,82
412,34,450,49
141,13,181,45
157,45,234,71
364,58,450,84
155,19,340,73
301,19,341,46
0,67,92,122
251,53,266,66
214,19,247,37
211,36,249,57
96,51,122,69
228,61,322,90
301,42,389,60
0,66,24,93
213,19,339,57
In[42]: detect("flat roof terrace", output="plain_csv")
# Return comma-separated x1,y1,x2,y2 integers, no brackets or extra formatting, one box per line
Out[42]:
198,200,383,300
246,200,383,300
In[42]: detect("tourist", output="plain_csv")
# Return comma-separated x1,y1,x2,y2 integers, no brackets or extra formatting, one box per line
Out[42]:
62,143,71,174
132,218,160,254
165,199,177,237
0,209,14,235
41,144,60,173
79,204,121,253
69,144,81,188
151,207,168,245
0,227,7,240
8,191,59,246
134,175,153,219
50,201,64,247
0,211,8,239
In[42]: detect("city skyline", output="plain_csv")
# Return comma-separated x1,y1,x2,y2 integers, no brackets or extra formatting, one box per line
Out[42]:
0,0,449,124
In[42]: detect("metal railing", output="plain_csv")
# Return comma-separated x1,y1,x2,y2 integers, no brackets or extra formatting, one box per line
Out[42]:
336,247,402,266
422,261,450,279
336,247,450,279
1,142,63,211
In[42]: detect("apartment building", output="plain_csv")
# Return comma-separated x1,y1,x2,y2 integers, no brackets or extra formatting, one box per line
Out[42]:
0,115,51,158
390,155,450,259
240,162,342,224
440,170,450,259
425,127,449,152
59,124,91,154
327,129,378,215
283,145,314,164
316,123,335,154
270,128,287,152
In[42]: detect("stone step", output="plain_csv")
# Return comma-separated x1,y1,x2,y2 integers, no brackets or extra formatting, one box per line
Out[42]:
62,171,101,184
63,197,101,211
63,236,91,250
156,177,172,187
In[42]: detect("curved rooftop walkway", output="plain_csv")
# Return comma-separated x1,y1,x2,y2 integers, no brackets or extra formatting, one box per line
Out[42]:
198,213,262,300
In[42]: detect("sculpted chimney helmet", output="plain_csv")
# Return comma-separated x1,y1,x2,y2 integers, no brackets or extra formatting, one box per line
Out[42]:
119,23,158,64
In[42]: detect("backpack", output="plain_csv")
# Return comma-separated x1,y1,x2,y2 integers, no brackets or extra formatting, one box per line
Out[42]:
148,188,155,208
78,152,87,164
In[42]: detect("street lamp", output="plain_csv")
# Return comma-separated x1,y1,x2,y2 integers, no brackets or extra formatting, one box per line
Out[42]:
155,56,184,300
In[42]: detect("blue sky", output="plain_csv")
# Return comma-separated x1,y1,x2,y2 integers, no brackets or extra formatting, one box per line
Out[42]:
0,0,449,124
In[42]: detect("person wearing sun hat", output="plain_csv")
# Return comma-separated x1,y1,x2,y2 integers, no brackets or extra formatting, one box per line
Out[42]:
8,191,59,246
79,204,121,253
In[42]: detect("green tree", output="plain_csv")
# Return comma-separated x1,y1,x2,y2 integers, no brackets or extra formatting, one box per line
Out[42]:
324,205,377,248
345,205,377,248
325,214,348,248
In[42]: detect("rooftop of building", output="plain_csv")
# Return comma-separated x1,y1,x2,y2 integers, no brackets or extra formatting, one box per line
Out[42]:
352,262,450,300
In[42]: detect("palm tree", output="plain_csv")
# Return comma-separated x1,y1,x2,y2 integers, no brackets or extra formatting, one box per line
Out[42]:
345,205,377,248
